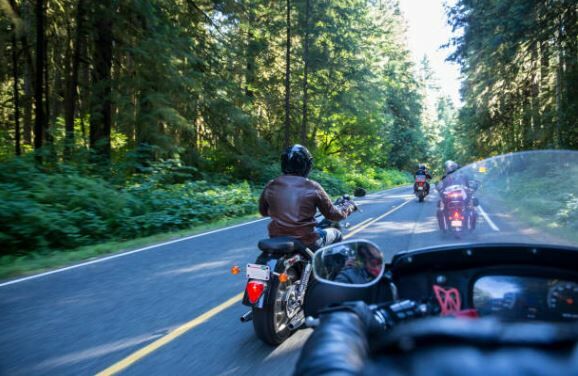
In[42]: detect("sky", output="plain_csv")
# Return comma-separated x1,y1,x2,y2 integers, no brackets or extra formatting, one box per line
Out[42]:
397,0,462,107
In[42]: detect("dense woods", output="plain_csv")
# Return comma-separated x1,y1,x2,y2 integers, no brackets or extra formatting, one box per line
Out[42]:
447,0,578,160
0,0,426,255
0,0,428,171
2,0,576,259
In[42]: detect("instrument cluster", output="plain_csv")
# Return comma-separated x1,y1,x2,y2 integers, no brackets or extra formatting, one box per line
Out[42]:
472,276,578,321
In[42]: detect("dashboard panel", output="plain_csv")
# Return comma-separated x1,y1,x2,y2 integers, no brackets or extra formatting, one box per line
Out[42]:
390,244,578,322
473,276,578,321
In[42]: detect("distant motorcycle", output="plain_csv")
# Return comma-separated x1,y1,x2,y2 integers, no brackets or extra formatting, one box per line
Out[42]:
234,195,360,346
414,175,429,202
436,184,478,235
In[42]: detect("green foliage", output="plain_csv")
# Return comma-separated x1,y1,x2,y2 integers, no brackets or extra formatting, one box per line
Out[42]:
0,0,422,259
0,158,257,255
0,156,409,256
447,0,578,155
485,166,578,240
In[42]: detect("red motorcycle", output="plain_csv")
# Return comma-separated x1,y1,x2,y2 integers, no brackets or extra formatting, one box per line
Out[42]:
437,184,478,235
414,175,429,202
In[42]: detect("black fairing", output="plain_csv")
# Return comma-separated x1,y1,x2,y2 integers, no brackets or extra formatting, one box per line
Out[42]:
295,311,578,376
303,277,395,318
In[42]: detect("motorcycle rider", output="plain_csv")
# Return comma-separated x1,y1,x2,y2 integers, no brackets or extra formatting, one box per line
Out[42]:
438,160,468,192
437,160,478,231
414,163,432,194
259,144,355,250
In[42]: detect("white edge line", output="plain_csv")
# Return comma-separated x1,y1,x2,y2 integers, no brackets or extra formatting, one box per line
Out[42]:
0,184,412,288
478,205,500,232
0,217,269,288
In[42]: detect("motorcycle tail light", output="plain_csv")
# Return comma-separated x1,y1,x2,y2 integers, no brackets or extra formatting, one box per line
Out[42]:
246,280,266,304
452,211,463,220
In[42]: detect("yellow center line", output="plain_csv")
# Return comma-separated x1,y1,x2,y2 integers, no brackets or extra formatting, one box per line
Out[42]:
97,197,413,375
346,217,374,233
96,293,243,376
344,198,413,239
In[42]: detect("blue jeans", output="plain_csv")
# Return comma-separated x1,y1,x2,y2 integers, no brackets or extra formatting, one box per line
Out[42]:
313,228,343,250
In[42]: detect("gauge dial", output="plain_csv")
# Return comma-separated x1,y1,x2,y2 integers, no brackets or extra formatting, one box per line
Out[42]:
547,282,578,319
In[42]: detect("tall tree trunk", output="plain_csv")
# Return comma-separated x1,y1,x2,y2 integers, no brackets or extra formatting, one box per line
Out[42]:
561,3,578,147
300,0,310,145
10,0,21,156
539,38,550,147
23,62,32,145
245,10,256,99
64,0,85,158
555,14,563,148
89,0,113,163
34,0,46,160
284,0,291,147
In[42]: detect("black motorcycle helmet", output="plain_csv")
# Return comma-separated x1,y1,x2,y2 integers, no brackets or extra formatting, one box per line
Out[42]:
281,144,313,177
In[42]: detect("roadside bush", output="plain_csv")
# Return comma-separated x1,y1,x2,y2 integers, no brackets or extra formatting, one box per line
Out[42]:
0,159,257,255
0,157,409,256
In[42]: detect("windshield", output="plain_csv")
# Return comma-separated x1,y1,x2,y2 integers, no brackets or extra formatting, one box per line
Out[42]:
357,150,578,257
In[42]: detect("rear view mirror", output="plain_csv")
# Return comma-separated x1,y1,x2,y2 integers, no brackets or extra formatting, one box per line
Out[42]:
313,240,384,287
467,179,480,190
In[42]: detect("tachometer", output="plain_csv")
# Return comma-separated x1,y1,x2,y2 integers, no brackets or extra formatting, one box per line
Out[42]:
547,282,578,319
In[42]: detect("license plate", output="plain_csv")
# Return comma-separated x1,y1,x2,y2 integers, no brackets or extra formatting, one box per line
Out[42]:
451,220,462,227
246,264,270,281
417,186,423,190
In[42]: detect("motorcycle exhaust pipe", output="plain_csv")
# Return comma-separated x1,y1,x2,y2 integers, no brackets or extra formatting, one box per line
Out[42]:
288,317,305,330
240,310,253,323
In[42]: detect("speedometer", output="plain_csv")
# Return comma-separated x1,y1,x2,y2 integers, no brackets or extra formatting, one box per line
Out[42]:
547,282,578,319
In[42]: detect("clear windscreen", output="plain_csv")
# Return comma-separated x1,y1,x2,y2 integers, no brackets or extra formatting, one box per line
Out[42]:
368,150,578,256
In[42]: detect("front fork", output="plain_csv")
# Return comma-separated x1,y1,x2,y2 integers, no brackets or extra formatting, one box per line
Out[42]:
296,263,312,304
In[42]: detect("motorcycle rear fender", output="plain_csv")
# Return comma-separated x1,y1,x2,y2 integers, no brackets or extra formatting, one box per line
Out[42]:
242,254,280,308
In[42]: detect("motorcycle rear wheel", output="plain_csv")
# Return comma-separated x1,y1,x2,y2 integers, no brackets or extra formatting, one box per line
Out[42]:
252,275,299,346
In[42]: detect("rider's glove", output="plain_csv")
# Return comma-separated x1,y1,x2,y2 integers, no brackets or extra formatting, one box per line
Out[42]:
341,200,356,216
318,301,384,334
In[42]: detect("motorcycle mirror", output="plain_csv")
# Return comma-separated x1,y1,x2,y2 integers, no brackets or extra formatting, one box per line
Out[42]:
467,180,480,190
312,239,385,288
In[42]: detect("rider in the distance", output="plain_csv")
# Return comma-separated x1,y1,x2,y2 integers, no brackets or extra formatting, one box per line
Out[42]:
414,163,432,194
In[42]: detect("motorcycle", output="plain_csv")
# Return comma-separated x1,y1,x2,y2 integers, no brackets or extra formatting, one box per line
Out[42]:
436,183,478,235
234,194,361,346
413,175,429,202
296,150,578,375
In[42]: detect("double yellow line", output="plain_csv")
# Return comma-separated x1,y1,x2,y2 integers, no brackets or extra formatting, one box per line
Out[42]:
98,198,412,375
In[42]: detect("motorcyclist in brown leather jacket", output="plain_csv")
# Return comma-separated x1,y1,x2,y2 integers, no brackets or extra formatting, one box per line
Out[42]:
259,144,355,250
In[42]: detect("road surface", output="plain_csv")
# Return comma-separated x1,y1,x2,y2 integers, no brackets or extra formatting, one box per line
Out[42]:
1,186,512,375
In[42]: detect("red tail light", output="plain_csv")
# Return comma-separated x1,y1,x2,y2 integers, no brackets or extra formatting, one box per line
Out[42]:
452,211,462,220
418,182,424,186
246,281,265,304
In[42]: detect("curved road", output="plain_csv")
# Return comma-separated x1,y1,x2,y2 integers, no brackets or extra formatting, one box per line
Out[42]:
0,186,507,375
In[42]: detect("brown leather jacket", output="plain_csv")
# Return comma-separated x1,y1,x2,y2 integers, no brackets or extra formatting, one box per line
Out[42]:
259,175,351,245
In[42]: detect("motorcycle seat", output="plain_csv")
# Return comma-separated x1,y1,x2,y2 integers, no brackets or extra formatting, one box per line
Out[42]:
258,237,307,254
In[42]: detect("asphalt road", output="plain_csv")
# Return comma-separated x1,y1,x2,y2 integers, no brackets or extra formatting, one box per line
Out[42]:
0,186,514,376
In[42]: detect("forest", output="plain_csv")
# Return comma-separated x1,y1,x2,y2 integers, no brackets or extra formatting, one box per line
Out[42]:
0,0,577,260
448,0,578,160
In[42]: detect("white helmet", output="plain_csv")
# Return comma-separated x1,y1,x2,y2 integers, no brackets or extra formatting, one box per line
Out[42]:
444,160,459,175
